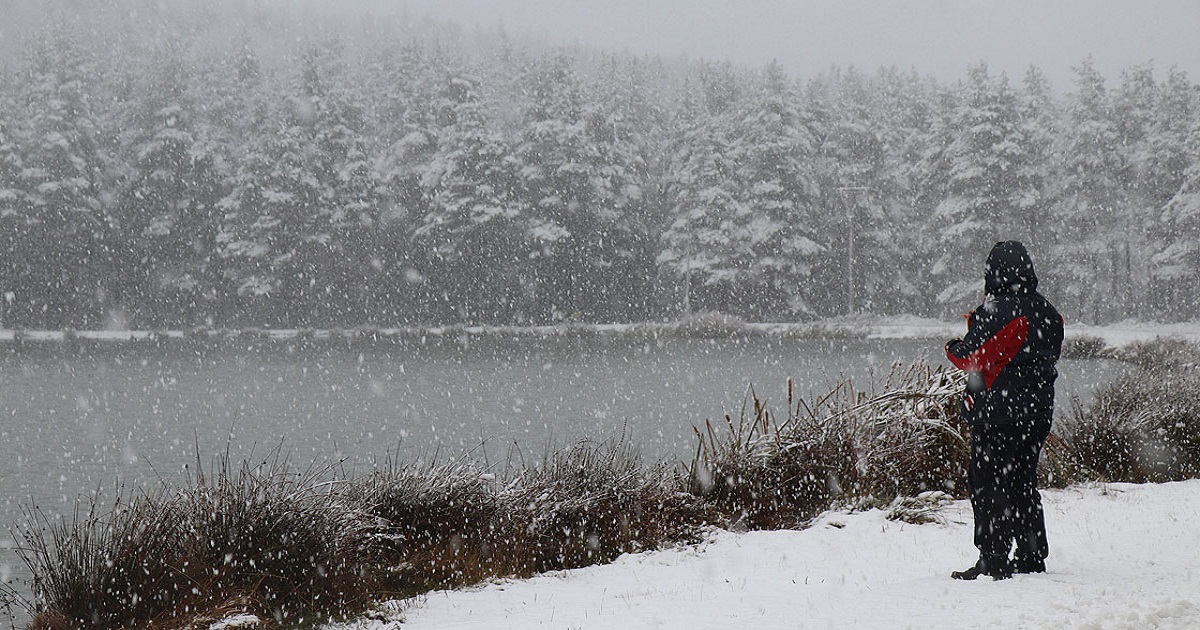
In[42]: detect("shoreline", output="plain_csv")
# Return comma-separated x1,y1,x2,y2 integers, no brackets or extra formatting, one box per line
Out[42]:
5,332,1199,627
0,315,1196,347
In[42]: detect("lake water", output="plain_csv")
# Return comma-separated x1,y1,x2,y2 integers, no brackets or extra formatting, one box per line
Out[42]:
0,333,1126,614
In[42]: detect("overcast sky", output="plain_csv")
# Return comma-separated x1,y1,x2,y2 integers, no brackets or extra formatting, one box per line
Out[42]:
384,0,1200,87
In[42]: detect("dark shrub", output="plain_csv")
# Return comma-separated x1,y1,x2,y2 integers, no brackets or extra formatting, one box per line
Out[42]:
1062,338,1200,482
173,452,375,623
503,436,711,573
353,458,501,595
12,487,183,629
1061,335,1107,359
10,451,376,629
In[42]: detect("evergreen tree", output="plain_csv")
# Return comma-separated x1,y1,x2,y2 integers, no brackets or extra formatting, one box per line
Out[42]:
117,50,222,327
867,67,942,316
302,45,380,326
1048,57,1126,322
366,44,449,324
1147,69,1199,317
810,67,923,316
0,79,21,210
1155,121,1200,317
0,78,24,328
514,53,651,322
905,76,961,312
590,54,667,320
1013,66,1057,238
414,72,526,323
727,62,821,319
1109,63,1166,319
657,75,747,317
5,30,112,328
190,43,273,324
217,43,373,326
1144,68,1197,208
930,64,1033,308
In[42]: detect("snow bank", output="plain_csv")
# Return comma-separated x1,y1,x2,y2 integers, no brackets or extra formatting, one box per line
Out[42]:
845,316,1200,348
336,480,1200,630
1067,321,1200,348
3,317,1195,347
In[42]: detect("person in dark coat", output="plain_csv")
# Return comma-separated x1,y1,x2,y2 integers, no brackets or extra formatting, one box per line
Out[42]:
945,241,1064,580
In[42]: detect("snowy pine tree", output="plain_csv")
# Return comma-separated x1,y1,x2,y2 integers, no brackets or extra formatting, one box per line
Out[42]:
414,72,527,323
1048,57,1126,322
657,72,749,317
727,62,822,319
809,67,923,316
216,44,373,326
5,30,112,328
930,64,1032,308
0,80,21,216
1138,68,1198,318
514,53,651,322
117,50,222,327
1155,120,1200,316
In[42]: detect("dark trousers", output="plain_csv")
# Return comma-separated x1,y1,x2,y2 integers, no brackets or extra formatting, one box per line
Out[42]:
968,415,1052,563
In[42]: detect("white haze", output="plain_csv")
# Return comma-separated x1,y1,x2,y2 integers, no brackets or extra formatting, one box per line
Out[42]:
388,0,1200,86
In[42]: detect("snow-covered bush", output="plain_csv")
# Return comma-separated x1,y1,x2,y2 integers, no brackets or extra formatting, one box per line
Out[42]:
1062,338,1200,482
351,458,501,595
8,452,376,629
1061,335,1107,359
689,363,971,529
501,437,711,572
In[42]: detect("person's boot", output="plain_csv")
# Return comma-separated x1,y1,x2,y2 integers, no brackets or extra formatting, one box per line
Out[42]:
1013,529,1048,574
951,555,1012,581
1012,557,1046,574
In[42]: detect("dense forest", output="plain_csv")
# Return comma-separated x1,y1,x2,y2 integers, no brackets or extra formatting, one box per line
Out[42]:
0,1,1197,330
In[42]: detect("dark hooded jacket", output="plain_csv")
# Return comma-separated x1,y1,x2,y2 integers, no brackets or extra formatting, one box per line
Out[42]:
945,241,1064,425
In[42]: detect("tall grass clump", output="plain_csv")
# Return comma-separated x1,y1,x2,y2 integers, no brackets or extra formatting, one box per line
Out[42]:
8,487,182,629
169,451,376,625
689,362,972,529
501,437,712,574
1061,338,1200,482
8,450,378,629
350,457,501,596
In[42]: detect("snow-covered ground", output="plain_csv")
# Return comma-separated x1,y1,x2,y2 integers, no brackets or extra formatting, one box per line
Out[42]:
335,480,1200,630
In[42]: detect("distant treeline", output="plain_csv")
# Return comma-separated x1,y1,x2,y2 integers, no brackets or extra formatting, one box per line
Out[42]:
0,1,1197,330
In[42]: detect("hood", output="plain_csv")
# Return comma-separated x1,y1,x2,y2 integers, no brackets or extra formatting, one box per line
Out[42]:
985,240,1038,295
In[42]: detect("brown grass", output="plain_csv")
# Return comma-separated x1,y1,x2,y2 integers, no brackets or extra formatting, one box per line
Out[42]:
350,457,503,596
688,362,971,529
501,437,711,573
